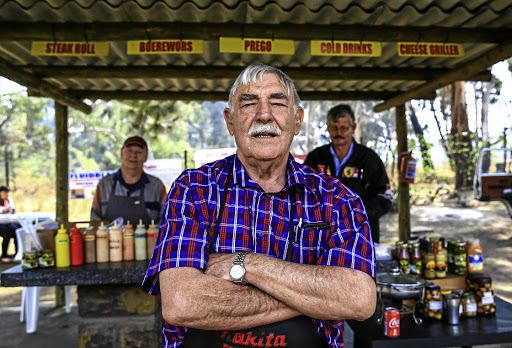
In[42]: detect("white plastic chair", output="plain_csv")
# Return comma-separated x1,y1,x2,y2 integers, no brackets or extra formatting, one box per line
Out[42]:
15,223,71,333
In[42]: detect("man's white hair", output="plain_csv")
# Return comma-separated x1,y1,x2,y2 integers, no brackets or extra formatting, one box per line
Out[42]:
227,64,301,114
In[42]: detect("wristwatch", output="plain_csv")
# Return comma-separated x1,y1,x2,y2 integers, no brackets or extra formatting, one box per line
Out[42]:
230,251,249,284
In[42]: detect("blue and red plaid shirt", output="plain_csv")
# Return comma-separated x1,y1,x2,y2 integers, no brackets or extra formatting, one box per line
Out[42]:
142,154,375,348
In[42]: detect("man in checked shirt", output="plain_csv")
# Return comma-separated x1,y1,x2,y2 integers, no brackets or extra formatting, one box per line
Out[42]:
142,64,376,348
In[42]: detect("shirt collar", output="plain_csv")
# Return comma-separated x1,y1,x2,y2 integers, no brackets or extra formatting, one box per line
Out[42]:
114,169,149,191
230,153,312,193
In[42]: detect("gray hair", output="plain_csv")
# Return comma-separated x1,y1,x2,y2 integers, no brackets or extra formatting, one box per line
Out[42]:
327,104,356,125
228,64,301,114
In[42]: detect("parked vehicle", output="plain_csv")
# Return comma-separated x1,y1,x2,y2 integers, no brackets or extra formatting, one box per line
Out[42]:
473,147,512,218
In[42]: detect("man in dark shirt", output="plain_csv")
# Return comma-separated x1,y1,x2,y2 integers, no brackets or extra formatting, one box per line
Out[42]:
304,104,393,243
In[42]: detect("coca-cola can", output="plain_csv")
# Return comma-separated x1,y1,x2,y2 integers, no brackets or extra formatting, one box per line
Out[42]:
384,307,400,337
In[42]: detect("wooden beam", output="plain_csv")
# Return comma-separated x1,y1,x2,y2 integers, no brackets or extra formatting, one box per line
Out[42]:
51,89,435,102
374,42,512,112
25,65,492,82
395,104,411,242
0,57,92,114
1,22,510,43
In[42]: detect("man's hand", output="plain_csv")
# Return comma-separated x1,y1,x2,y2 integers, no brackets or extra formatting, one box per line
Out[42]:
205,253,237,281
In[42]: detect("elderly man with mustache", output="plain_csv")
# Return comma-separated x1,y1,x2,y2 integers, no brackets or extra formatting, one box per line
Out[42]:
143,65,376,348
304,104,393,243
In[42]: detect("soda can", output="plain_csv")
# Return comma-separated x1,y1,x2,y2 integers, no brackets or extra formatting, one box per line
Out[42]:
384,307,400,337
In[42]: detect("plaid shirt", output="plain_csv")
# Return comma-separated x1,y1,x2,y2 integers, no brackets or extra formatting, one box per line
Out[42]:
142,154,375,348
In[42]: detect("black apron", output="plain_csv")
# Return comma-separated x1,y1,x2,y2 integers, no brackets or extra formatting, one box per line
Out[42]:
181,166,326,348
104,180,152,227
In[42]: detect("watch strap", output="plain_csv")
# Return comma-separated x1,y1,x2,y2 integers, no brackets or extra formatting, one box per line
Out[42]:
232,251,248,284
233,251,248,265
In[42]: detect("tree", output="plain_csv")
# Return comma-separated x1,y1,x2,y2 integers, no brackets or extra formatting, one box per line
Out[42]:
406,101,435,181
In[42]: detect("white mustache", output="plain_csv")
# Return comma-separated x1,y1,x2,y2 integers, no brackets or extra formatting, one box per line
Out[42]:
247,124,282,137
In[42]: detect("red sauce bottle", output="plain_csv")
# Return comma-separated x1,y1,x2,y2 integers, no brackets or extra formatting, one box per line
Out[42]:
70,224,84,266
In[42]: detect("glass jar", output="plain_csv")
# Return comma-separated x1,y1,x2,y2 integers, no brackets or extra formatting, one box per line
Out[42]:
467,273,496,315
447,240,455,274
38,249,55,268
453,241,467,276
461,292,478,317
398,242,410,274
410,242,422,276
424,285,443,320
22,251,38,270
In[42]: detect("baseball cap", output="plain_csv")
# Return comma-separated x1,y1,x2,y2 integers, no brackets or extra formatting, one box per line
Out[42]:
122,136,148,150
0,185,10,192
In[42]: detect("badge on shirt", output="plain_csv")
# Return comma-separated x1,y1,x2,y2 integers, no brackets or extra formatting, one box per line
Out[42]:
343,167,357,178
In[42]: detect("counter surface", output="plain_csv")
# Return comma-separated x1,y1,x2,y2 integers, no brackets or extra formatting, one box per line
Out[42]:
1,260,149,287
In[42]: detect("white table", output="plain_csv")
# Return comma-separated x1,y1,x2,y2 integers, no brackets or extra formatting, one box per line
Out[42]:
0,212,55,224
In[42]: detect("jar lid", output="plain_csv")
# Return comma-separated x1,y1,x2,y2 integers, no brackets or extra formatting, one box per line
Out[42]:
462,292,475,298
426,284,441,290
467,272,492,284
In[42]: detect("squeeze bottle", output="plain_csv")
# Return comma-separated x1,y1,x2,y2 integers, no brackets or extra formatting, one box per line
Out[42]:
55,224,70,268
83,226,96,263
96,222,109,263
146,220,159,260
109,220,123,262
123,220,135,261
70,224,84,266
134,219,147,261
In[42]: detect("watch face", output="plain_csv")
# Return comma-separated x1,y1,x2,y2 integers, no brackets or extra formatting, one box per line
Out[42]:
230,264,245,280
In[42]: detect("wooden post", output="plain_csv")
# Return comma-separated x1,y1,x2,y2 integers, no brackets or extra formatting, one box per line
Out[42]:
395,104,411,242
55,102,68,307
55,102,69,225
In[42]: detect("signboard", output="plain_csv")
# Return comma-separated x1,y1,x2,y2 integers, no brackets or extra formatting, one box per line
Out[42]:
193,148,237,168
127,40,204,54
31,41,110,56
220,37,294,55
69,159,183,200
311,40,382,57
142,158,183,186
397,42,464,57
69,170,115,200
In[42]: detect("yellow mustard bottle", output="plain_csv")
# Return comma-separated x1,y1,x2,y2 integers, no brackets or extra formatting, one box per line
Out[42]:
123,220,135,261
96,222,109,263
134,219,147,261
55,224,70,268
146,219,159,260
109,220,123,262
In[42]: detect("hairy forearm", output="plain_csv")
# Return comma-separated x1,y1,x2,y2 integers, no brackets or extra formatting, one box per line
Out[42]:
159,267,300,330
244,254,376,321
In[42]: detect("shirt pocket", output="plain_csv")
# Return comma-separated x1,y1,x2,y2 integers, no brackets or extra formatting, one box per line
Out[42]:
294,221,331,263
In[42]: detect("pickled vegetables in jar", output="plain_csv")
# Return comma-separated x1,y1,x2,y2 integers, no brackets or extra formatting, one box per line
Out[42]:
461,292,478,317
424,284,443,320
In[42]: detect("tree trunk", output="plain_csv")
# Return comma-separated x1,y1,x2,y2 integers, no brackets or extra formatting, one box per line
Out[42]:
405,101,435,180
449,82,474,189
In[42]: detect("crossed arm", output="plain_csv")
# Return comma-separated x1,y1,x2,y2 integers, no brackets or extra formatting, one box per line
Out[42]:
159,252,376,331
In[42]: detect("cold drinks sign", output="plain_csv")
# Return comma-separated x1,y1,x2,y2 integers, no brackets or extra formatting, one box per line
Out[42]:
311,40,382,57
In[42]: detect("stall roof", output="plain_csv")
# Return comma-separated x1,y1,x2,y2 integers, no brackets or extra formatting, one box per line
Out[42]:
0,0,511,114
